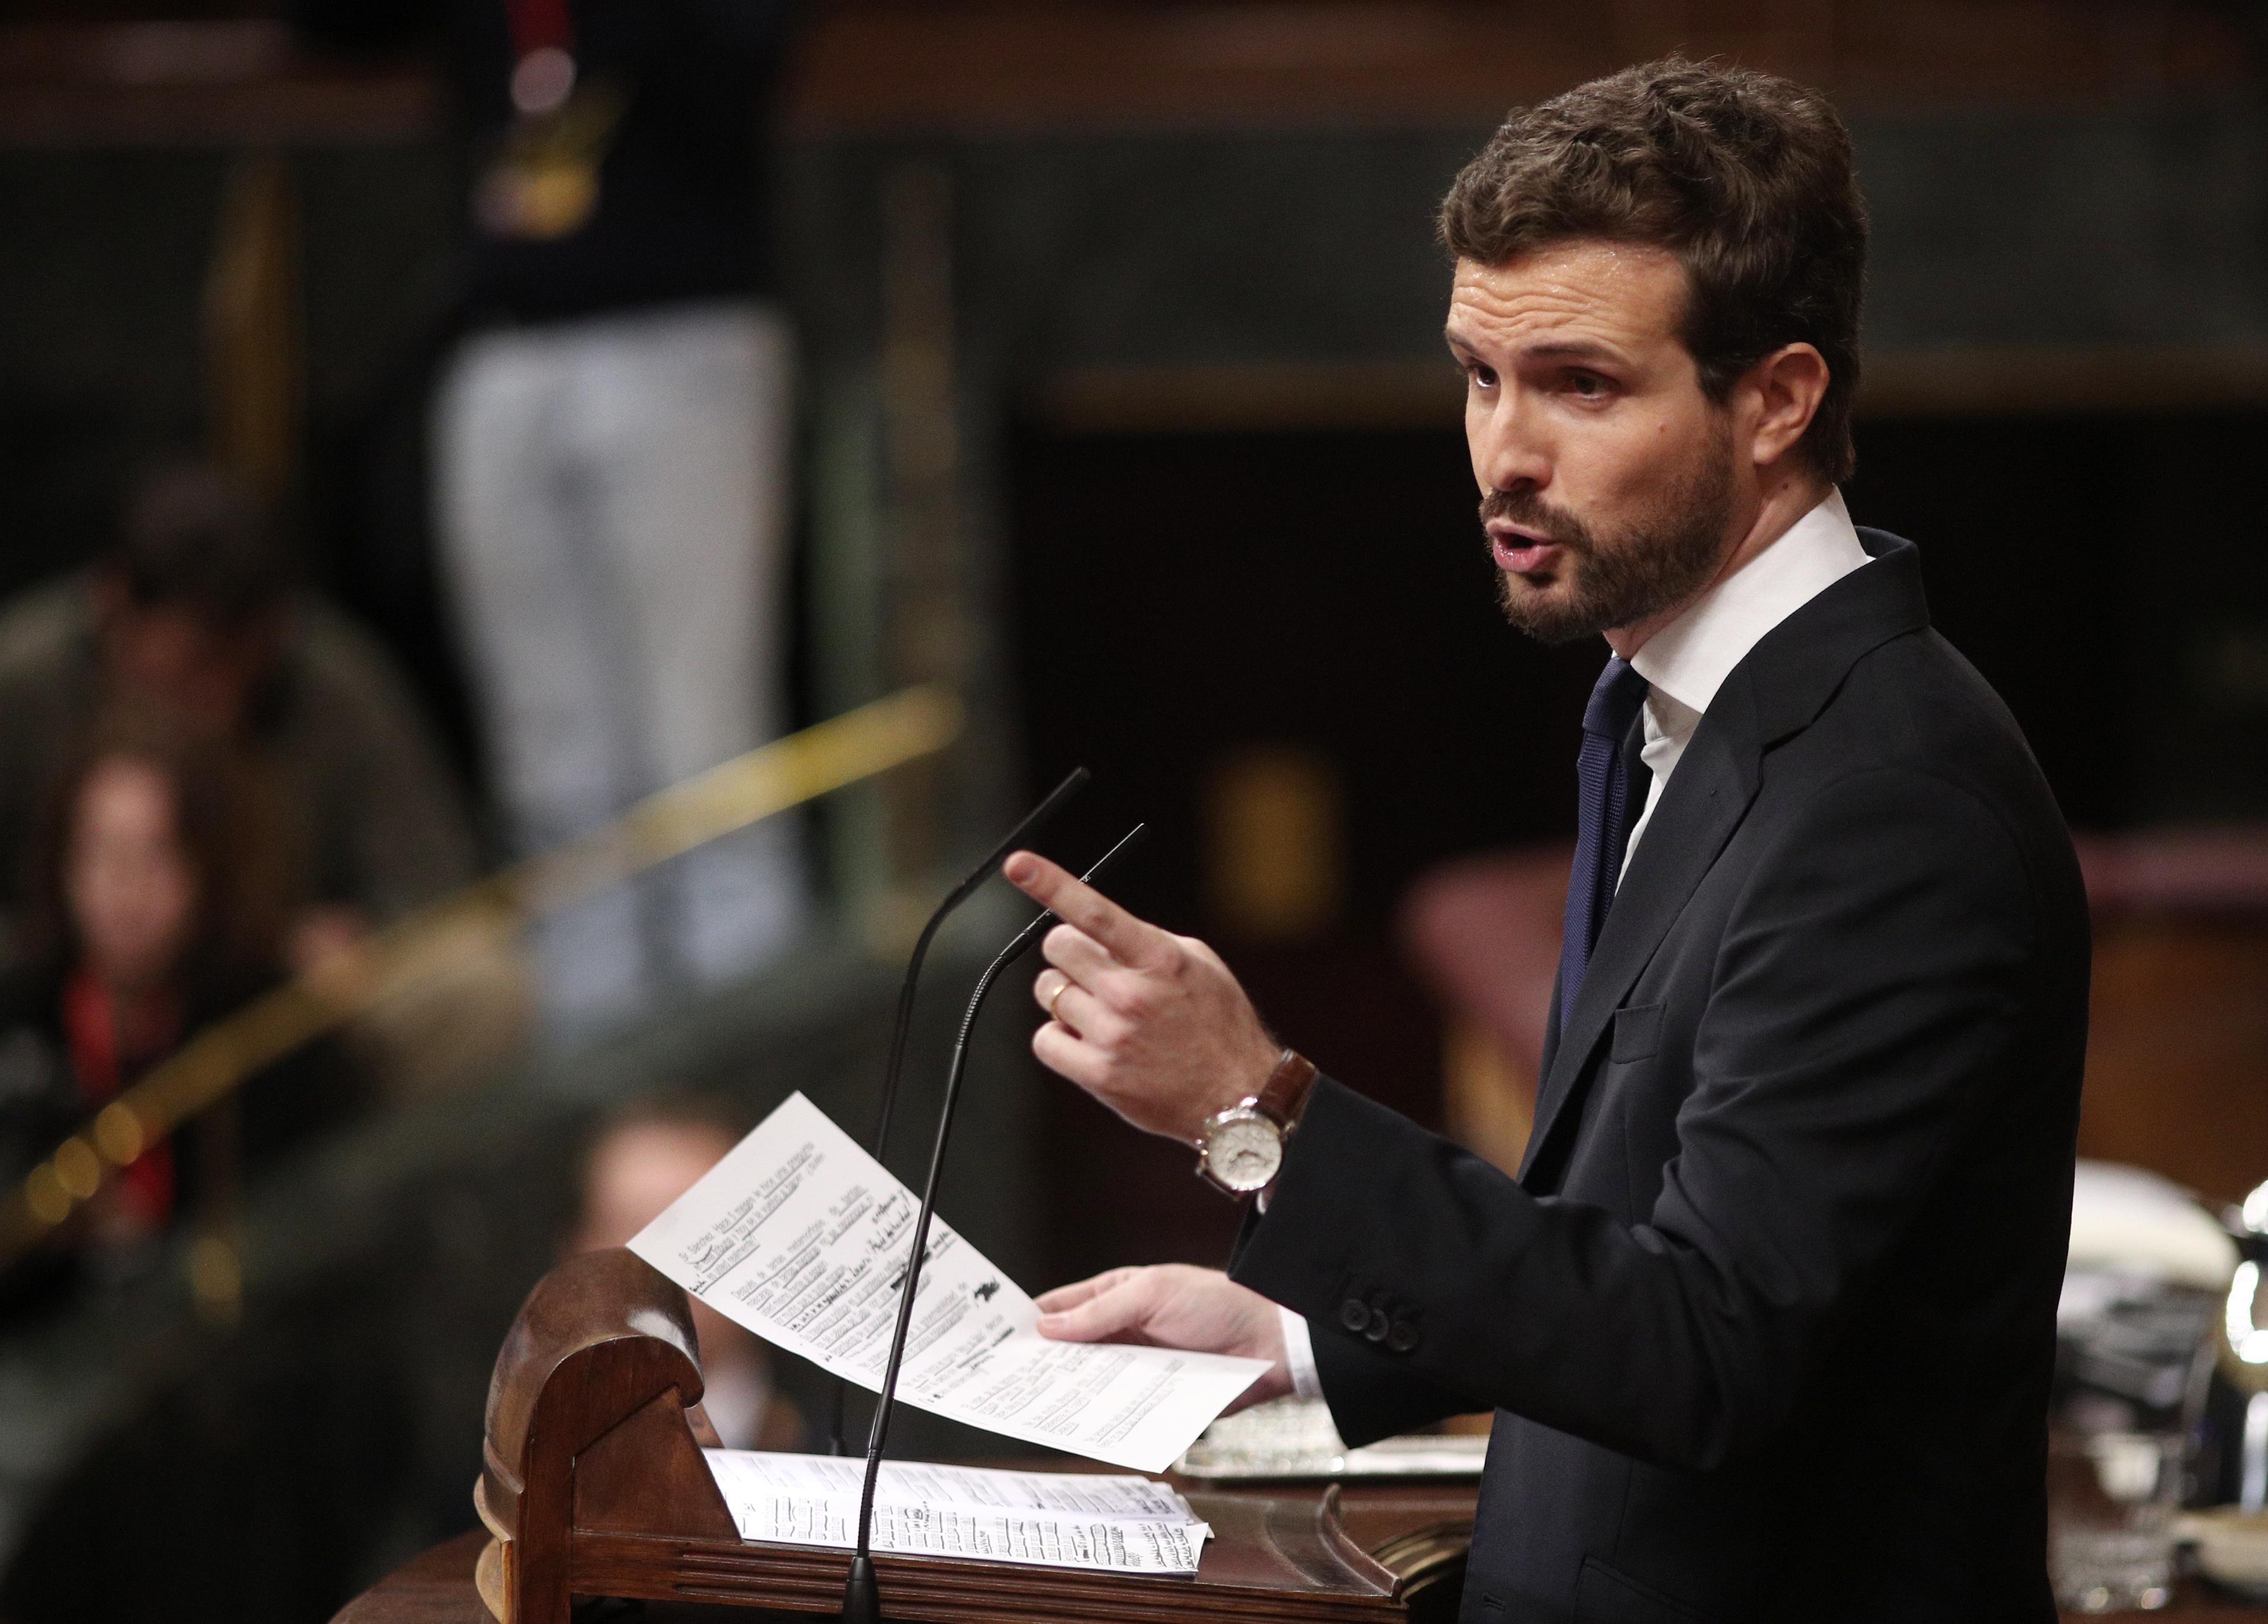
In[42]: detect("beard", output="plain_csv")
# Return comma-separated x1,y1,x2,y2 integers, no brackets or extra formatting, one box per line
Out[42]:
1483,425,1737,645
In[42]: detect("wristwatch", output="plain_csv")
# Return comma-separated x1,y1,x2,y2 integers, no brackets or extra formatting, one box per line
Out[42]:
1195,1050,1319,1198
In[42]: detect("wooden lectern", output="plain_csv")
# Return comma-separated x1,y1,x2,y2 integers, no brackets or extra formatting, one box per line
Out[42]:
455,1248,1474,1623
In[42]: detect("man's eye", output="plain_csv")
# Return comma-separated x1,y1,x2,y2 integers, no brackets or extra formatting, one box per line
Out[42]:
1466,363,1498,389
1567,371,1609,398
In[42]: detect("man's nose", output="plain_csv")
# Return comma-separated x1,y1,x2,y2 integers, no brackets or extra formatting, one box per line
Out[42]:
1470,401,1552,495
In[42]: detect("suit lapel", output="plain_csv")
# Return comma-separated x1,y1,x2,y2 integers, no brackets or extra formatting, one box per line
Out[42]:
1514,529,1934,1189
1518,698,1760,1185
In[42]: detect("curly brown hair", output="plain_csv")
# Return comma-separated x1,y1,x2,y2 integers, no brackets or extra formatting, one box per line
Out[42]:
1439,57,1868,483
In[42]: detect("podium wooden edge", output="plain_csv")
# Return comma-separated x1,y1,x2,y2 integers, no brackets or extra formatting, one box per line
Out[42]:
1362,1506,1475,1619
473,1532,507,1623
1317,1486,1397,1593
475,1248,1463,1623
478,1247,732,1624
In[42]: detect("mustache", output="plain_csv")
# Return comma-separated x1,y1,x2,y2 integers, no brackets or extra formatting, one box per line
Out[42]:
1479,487,1592,553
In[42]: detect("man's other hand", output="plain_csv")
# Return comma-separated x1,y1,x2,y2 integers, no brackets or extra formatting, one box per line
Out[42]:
1036,1265,1293,1411
1003,850,1281,1142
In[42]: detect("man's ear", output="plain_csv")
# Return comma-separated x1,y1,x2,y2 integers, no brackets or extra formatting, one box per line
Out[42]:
1745,343,1831,469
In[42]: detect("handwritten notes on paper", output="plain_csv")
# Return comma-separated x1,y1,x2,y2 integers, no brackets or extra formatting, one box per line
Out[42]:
703,1450,1211,1574
628,1092,1268,1472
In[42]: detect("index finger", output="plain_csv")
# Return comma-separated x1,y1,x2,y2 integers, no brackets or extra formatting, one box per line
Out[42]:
1002,851,1172,970
1034,1266,1140,1315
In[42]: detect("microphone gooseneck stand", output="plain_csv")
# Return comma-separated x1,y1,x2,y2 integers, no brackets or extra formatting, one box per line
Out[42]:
839,823,1147,1624
826,767,1090,1456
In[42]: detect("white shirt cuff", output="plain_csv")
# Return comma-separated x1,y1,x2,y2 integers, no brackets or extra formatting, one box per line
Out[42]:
1278,1305,1323,1402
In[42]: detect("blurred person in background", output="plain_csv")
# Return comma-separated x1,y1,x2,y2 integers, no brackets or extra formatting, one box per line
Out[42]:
294,0,813,1039
0,460,476,986
569,1094,804,1450
0,712,369,1306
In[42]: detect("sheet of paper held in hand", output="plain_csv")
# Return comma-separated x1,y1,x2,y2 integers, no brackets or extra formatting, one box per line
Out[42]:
628,1091,1269,1474
703,1449,1211,1574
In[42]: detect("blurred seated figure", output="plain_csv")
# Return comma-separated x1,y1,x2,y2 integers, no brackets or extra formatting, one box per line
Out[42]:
0,459,476,985
0,712,368,1300
568,1094,804,1452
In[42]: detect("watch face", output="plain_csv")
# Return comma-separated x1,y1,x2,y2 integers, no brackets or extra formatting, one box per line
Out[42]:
1203,1112,1283,1192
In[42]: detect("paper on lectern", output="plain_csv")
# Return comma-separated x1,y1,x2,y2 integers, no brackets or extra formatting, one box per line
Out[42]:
628,1091,1269,1473
703,1449,1211,1573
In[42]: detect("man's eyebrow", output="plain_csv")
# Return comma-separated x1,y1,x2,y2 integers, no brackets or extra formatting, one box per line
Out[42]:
1441,332,1630,366
1515,339,1627,365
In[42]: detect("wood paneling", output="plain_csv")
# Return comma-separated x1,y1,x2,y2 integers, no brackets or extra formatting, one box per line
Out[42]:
791,2,2256,134
2080,920,2268,1207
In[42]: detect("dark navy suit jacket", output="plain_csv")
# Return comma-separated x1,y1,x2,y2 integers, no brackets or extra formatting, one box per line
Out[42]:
1233,533,2089,1623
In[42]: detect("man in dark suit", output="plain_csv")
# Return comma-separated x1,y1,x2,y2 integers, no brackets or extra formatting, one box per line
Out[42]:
1005,57,2089,1624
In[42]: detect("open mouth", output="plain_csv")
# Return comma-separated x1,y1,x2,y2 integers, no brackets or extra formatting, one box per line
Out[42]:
1488,527,1564,576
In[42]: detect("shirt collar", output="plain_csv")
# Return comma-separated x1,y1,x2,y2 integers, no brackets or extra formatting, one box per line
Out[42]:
1627,487,1869,717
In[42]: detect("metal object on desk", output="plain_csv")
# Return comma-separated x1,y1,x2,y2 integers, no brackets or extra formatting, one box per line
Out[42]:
1179,1398,1489,1483
2219,1180,2268,1516
2054,1164,2237,1613
2181,1506,2268,1601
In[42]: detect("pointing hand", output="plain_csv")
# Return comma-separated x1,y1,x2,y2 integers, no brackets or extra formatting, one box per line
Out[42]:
1003,850,1281,1143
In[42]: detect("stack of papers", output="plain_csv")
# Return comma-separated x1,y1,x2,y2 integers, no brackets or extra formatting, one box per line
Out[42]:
628,1092,1269,1473
705,1450,1213,1574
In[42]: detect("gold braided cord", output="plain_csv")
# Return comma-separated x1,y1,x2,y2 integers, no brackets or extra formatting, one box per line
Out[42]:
0,684,964,1267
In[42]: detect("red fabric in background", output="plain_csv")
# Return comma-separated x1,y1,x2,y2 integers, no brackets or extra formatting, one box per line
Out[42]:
62,970,175,1229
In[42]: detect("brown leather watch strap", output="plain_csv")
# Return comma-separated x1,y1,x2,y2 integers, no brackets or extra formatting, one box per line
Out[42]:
1253,1049,1319,1133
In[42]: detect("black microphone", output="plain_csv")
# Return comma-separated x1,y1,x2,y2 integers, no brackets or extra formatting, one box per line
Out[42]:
825,766,1089,1456
839,824,1147,1624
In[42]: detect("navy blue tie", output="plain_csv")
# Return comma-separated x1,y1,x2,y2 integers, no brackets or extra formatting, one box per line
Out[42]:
1559,656,1652,1029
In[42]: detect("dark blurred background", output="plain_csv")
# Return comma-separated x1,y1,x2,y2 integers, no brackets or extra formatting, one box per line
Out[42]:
2,3,2267,1619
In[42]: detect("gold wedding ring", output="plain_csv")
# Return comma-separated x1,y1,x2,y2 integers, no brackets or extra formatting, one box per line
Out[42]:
1049,979,1071,1025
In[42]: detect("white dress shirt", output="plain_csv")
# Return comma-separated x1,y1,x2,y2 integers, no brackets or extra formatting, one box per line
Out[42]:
1621,488,1869,875
1273,488,1869,1409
